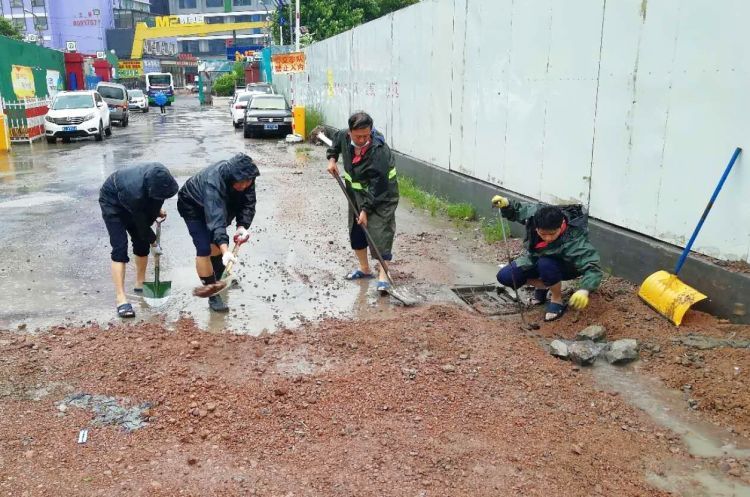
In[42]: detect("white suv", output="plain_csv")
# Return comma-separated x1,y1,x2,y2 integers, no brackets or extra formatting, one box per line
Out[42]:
44,91,112,144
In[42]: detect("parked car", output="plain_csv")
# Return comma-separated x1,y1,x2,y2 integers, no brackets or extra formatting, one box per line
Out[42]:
229,90,248,115
44,91,112,144
96,81,130,126
245,83,274,96
243,95,293,138
231,92,256,128
128,89,149,113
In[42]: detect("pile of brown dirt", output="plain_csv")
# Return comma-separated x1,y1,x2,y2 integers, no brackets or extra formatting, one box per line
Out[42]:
0,305,682,496
535,277,750,437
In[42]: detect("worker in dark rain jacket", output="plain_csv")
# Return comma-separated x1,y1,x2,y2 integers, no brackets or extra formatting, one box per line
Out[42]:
178,153,260,312
326,111,399,295
492,195,603,322
99,162,179,318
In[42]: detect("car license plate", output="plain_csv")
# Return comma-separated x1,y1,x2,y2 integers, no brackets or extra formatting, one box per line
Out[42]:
63,126,76,132
264,124,279,130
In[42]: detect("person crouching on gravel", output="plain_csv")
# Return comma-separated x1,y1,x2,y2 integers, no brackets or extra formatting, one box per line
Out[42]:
99,162,178,319
177,153,259,312
326,111,400,295
491,195,603,322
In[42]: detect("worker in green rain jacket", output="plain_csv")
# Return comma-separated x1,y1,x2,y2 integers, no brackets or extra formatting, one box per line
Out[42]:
492,196,603,322
326,111,399,295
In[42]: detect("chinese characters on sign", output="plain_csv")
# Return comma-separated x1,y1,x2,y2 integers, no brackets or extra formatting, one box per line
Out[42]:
118,60,144,79
271,52,306,74
143,39,178,57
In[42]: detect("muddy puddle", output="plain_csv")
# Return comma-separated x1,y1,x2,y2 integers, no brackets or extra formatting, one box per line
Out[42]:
593,362,750,496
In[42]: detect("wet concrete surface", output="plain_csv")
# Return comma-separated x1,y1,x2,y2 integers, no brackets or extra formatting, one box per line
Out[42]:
0,95,496,334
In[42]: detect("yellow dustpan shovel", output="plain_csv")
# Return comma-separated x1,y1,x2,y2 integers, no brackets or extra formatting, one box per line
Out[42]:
638,147,742,326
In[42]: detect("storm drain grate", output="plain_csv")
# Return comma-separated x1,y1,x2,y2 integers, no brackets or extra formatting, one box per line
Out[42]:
451,284,530,316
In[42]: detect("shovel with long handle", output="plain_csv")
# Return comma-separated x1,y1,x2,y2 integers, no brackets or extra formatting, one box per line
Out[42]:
192,235,249,298
143,217,171,300
638,147,742,325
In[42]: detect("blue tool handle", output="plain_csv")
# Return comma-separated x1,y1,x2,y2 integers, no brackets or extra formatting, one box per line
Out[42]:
674,147,742,275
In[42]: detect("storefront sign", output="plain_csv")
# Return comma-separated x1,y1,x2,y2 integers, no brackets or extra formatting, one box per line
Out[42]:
118,60,144,78
271,52,305,74
155,15,205,27
227,45,263,61
143,39,178,57
142,59,162,74
11,65,35,99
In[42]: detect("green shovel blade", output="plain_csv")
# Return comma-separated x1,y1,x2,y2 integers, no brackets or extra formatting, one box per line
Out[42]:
142,280,171,299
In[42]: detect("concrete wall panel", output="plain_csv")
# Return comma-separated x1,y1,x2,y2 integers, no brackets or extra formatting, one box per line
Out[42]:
283,0,749,263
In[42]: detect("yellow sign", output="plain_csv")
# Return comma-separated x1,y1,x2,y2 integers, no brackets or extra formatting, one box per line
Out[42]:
118,60,144,78
11,65,35,99
155,14,205,28
272,52,306,74
327,69,334,97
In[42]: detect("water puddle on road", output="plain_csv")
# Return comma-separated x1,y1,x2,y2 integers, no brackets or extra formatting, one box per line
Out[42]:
592,362,750,496
0,192,75,209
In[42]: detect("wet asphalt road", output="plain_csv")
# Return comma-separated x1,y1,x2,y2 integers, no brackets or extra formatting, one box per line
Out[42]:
0,95,498,334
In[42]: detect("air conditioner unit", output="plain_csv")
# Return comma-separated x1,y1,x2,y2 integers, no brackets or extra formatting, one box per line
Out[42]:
25,34,38,42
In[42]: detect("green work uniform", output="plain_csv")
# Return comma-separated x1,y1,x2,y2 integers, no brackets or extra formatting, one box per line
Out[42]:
500,201,603,292
327,129,399,258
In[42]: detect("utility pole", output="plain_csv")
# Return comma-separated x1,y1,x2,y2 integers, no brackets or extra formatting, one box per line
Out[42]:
288,1,293,45
295,0,300,51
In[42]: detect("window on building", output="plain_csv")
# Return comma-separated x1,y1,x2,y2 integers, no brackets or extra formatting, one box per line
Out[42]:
206,0,223,7
179,0,197,8
114,10,134,29
10,0,24,8
235,15,251,22
233,0,254,6
11,18,26,32
207,39,226,54
206,16,225,24
34,16,48,30
31,0,46,7
181,40,200,54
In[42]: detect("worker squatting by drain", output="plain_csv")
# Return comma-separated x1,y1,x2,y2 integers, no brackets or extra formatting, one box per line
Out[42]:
98,110,602,321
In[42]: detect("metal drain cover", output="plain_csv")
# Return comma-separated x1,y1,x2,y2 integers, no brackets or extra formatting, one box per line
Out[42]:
451,284,531,316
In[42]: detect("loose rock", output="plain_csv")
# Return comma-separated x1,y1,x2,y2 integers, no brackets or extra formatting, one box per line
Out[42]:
576,325,606,342
549,340,570,359
568,341,600,366
605,339,639,364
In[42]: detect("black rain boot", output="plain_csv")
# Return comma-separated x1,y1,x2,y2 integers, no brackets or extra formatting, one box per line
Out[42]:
208,294,229,313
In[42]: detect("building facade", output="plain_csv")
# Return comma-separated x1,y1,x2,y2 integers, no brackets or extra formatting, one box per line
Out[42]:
2,0,152,55
169,0,270,58
1,0,54,47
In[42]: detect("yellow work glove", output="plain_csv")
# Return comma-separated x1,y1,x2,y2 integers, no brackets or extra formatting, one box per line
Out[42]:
491,195,509,209
569,289,590,310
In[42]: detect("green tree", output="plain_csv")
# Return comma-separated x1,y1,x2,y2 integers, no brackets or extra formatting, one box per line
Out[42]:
272,0,420,44
0,17,23,40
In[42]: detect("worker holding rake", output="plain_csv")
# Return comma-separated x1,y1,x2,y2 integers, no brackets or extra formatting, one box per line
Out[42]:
99,162,179,319
326,111,400,295
177,153,259,313
492,196,603,322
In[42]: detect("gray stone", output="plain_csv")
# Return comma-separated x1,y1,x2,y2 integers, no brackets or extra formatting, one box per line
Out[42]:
549,340,570,359
568,340,601,366
576,325,606,342
604,339,639,364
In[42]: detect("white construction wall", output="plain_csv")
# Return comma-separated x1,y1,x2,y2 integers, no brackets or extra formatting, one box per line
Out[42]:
276,0,750,263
